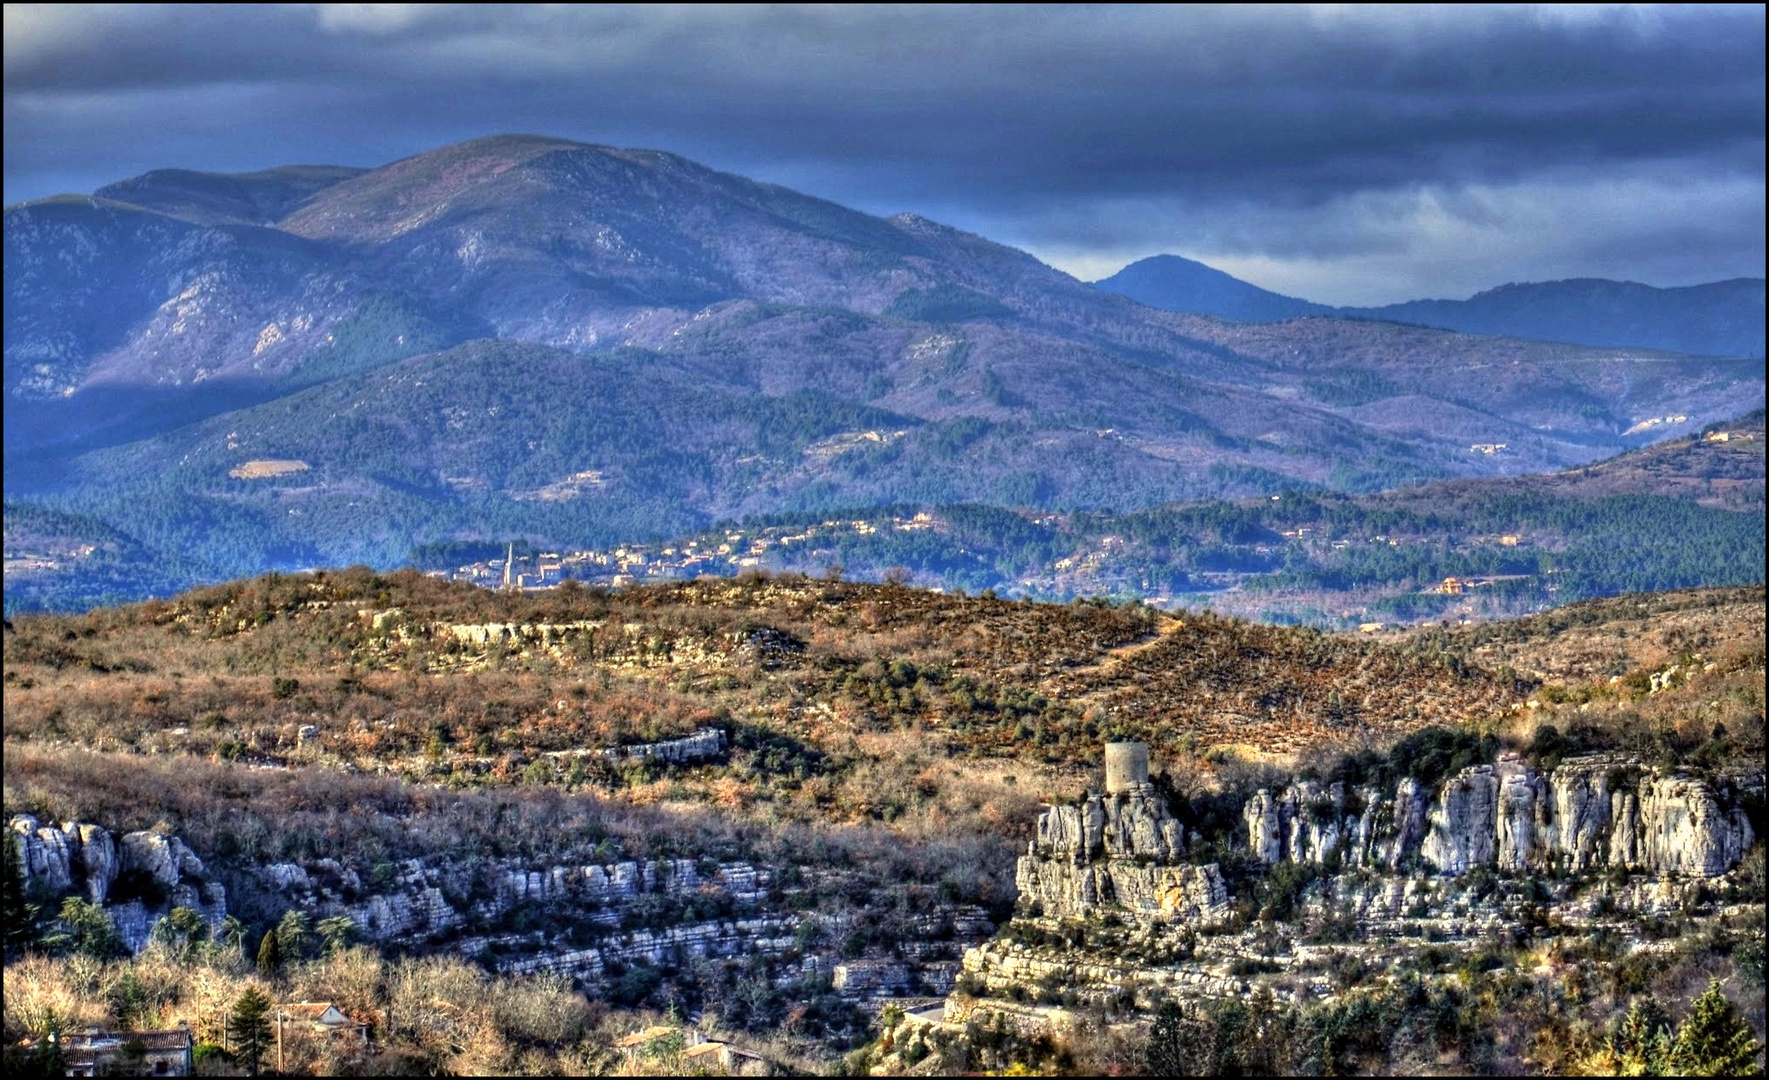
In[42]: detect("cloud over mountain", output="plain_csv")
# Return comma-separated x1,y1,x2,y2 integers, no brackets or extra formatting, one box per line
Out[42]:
5,4,1762,304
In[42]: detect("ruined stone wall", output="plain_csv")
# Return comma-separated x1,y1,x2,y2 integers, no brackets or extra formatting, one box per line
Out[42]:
1104,742,1149,794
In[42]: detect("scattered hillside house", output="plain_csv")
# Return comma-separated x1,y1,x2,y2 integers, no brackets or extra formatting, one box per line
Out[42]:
614,1025,683,1058
613,1026,770,1073
684,1040,772,1074
1435,577,1467,595
60,1026,193,1077
279,1001,369,1050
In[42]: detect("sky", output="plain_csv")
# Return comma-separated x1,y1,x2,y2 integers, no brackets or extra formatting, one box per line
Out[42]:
4,4,1763,305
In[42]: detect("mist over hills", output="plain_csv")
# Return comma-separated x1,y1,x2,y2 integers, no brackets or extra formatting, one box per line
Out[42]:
4,134,1764,609
1097,254,1766,358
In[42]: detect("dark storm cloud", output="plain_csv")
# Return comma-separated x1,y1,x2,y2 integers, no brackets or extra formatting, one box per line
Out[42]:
4,4,1763,303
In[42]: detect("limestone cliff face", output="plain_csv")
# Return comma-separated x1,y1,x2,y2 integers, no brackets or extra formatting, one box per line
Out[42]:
1244,754,1757,878
8,815,228,951
1018,781,1227,925
10,812,989,999
947,747,1761,1034
257,853,769,944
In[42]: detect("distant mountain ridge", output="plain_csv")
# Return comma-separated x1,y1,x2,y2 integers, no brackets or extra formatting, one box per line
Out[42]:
1093,255,1333,323
93,164,369,226
4,135,1763,607
1354,277,1766,358
1096,255,1766,358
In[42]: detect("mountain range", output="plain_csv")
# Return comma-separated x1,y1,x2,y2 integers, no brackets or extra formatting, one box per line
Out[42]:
4,134,1764,605
1096,254,1766,358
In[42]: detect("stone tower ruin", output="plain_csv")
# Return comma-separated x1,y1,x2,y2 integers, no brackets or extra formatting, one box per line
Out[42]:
1104,741,1149,793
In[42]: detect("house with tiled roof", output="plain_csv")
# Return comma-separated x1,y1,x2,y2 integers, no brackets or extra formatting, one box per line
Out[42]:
59,1026,193,1077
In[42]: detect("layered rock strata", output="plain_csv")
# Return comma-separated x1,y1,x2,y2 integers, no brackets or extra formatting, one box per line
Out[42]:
256,849,989,996
10,811,988,999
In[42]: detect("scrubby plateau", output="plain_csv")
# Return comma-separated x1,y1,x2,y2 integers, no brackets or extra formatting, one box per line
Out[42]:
3,574,1763,1074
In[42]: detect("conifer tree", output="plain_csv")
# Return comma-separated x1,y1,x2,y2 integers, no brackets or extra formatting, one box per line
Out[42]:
49,898,124,960
316,914,356,956
1670,980,1762,1077
275,909,310,962
3,830,37,956
1146,999,1192,1076
1606,1000,1676,1076
228,987,274,1077
256,928,281,975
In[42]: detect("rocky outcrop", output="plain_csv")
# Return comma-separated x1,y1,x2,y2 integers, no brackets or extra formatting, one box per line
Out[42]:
1017,745,1227,927
833,959,912,998
1422,767,1500,874
440,620,601,647
599,727,727,765
533,727,729,767
937,742,1763,1050
254,845,989,994
1623,774,1758,877
490,915,800,981
1030,785,1185,864
1245,755,1756,879
9,814,986,998
8,816,227,952
1244,781,1345,867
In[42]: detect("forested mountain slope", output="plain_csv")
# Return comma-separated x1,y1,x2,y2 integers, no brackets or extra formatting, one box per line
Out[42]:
6,136,1762,610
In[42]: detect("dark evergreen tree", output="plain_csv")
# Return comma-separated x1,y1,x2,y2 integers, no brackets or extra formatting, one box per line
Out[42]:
228,987,274,1077
3,830,38,956
108,970,151,1028
256,928,281,975
1146,999,1192,1076
275,909,310,962
1609,1001,1676,1076
46,898,124,960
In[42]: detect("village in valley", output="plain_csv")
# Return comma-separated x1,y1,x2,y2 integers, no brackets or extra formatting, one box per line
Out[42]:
431,514,941,591
423,509,1536,628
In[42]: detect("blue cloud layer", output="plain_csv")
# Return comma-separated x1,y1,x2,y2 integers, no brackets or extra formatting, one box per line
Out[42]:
4,4,1762,303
